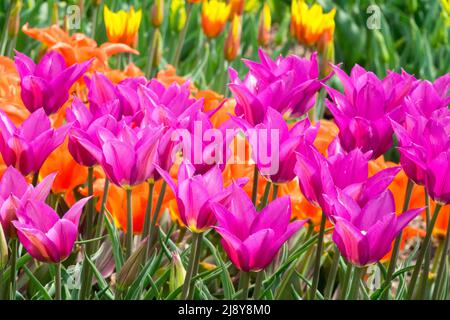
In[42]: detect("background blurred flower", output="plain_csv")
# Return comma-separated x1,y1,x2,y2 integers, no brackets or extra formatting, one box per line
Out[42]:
170,0,187,32
258,2,271,47
224,14,241,62
103,5,142,47
201,0,231,38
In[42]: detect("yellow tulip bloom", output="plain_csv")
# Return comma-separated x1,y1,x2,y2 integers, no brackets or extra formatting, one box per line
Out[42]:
258,2,271,46
103,5,142,47
224,14,241,61
201,0,231,38
291,0,336,47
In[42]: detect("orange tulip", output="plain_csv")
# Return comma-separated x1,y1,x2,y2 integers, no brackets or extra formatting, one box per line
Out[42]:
22,23,138,70
313,119,339,156
201,0,231,38
258,2,271,47
230,0,245,17
224,14,241,61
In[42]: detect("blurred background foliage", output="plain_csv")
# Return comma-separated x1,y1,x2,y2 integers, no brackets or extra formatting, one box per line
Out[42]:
0,0,448,86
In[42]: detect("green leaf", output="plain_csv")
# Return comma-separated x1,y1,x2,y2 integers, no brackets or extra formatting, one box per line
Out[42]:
23,266,52,300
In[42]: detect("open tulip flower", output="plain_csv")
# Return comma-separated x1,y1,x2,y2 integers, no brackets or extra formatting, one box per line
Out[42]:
14,50,92,115
103,5,142,47
229,49,327,126
157,161,247,233
233,107,318,183
211,182,307,272
12,197,90,263
326,64,414,159
201,0,231,38
0,166,55,237
0,108,70,176
325,189,423,266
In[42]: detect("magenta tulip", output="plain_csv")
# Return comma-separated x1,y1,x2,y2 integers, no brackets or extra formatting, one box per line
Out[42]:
211,183,307,272
14,50,92,115
326,64,413,159
12,197,90,263
0,109,70,176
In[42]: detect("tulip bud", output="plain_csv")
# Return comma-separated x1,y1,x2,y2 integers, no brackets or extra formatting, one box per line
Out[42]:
151,29,162,68
151,0,164,28
116,238,148,293
0,224,8,269
230,0,245,18
169,251,186,293
170,0,187,32
224,14,241,62
7,0,21,38
258,3,271,47
51,1,59,26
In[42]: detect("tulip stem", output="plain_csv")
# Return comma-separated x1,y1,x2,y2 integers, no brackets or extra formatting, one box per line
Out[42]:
272,184,279,201
91,4,99,40
309,212,326,300
173,3,193,68
382,178,413,299
55,262,61,300
147,181,167,255
432,206,450,299
251,166,259,205
253,271,264,299
181,233,203,300
125,188,134,259
324,245,341,299
142,181,155,240
416,193,432,300
8,239,17,300
145,28,159,78
94,178,110,247
339,263,353,300
407,203,442,299
347,266,364,300
259,181,272,210
31,171,39,186
238,271,250,300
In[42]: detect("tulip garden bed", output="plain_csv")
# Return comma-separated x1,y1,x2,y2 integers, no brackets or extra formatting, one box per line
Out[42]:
0,0,449,303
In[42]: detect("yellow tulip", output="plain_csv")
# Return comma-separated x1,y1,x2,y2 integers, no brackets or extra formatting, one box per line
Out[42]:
224,14,241,61
201,0,231,38
290,0,335,47
258,2,271,47
170,0,187,32
103,5,142,47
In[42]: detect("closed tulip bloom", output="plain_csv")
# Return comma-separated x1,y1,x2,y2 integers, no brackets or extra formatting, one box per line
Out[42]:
151,0,164,28
211,183,307,271
326,64,413,159
230,0,245,17
224,14,241,62
14,50,92,115
77,120,163,188
104,5,142,47
0,167,55,237
229,49,326,126
157,162,247,233
12,197,90,263
233,107,318,183
258,2,271,47
325,189,423,266
392,109,450,204
0,109,70,176
201,0,231,38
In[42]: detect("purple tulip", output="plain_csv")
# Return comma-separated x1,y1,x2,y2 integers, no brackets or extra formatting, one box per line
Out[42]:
66,97,120,167
12,197,90,263
403,79,450,118
0,109,70,176
228,49,327,126
0,167,55,238
326,64,413,159
156,162,248,233
14,50,92,115
210,183,307,272
295,141,400,215
233,107,318,183
391,108,450,204
325,189,423,266
77,119,163,187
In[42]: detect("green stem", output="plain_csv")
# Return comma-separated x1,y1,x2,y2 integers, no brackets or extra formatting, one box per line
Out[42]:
147,181,167,255
94,178,110,247
125,188,133,259
432,206,450,299
251,166,259,205
407,203,442,299
91,4,99,40
324,245,341,299
32,171,39,186
271,184,279,202
339,263,353,300
181,233,203,300
173,3,193,67
252,271,264,299
309,212,327,300
238,271,250,300
145,28,158,78
416,193,432,300
347,266,364,300
55,262,61,300
259,181,272,209
142,181,155,240
8,239,17,300
382,179,413,299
